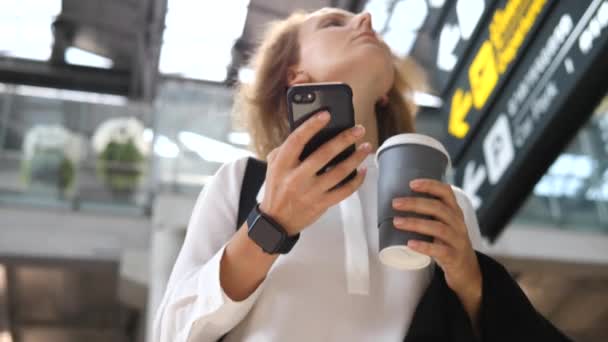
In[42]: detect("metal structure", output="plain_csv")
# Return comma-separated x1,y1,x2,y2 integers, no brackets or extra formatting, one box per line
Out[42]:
0,0,167,101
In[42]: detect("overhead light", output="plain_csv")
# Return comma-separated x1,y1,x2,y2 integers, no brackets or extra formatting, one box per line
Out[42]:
411,91,443,108
455,0,485,40
1,84,127,106
428,0,446,8
154,135,180,158
227,131,251,146
178,131,252,163
65,47,113,69
238,67,255,84
390,0,428,32
382,29,417,57
363,0,391,33
437,24,460,71
175,173,213,187
380,0,428,57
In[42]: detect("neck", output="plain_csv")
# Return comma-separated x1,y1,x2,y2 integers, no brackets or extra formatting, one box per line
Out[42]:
352,88,380,154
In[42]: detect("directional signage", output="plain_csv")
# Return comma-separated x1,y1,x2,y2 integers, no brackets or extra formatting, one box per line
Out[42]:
432,0,497,94
438,0,555,163
452,0,608,240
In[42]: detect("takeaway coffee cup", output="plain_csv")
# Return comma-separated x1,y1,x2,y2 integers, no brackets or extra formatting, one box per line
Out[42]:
375,133,451,270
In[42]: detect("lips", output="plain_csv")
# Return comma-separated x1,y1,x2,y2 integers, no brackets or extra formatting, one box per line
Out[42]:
352,31,379,43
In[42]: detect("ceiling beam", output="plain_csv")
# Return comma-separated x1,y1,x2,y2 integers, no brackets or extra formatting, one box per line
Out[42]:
0,58,130,97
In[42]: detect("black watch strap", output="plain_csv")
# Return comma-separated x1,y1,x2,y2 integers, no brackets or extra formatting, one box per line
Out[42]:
246,203,299,254
276,224,299,254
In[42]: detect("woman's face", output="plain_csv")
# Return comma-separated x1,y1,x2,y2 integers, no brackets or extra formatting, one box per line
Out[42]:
294,8,394,97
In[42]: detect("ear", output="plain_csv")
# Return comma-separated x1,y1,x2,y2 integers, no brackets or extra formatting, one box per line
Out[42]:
377,94,389,107
287,68,312,86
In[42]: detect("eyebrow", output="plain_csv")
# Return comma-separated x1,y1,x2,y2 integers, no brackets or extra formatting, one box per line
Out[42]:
314,11,350,27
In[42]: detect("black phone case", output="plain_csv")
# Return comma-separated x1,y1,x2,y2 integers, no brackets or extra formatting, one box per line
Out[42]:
286,83,357,189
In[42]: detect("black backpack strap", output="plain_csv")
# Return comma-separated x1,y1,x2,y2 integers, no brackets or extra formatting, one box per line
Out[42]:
237,157,268,230
219,158,267,342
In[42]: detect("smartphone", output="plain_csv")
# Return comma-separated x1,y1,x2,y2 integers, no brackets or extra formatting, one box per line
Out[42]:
286,82,357,189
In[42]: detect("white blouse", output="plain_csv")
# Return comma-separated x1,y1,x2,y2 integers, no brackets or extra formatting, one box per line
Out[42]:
153,154,483,342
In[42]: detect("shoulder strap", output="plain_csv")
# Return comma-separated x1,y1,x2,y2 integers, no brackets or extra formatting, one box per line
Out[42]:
237,157,267,230
219,157,266,342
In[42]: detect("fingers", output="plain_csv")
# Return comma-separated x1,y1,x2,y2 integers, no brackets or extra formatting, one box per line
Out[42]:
392,197,457,226
314,141,372,192
406,240,453,263
298,123,366,177
393,217,458,244
410,179,460,214
280,111,332,168
319,166,367,208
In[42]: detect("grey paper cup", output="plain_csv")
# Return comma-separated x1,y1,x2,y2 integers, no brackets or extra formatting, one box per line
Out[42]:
375,134,451,270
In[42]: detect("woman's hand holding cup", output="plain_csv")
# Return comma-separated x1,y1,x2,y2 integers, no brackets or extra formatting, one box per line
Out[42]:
391,179,481,296
259,111,371,236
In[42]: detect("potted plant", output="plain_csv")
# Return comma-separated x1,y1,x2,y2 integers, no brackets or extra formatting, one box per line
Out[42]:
92,117,150,197
21,125,83,198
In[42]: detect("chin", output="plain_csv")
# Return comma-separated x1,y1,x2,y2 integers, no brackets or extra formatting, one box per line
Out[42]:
356,50,394,91
320,48,394,92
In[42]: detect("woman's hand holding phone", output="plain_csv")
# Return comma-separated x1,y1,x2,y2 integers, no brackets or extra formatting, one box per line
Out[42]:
259,110,371,236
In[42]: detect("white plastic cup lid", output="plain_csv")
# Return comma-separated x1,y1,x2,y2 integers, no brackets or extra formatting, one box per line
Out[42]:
375,133,452,170
379,245,431,270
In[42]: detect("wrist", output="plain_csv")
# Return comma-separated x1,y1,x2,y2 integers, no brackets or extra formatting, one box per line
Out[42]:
453,269,482,330
232,226,279,266
258,201,296,236
258,201,280,228
247,203,299,254
453,271,482,305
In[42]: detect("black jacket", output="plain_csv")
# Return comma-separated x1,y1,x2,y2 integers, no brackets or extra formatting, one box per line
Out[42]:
404,252,572,342
239,157,572,342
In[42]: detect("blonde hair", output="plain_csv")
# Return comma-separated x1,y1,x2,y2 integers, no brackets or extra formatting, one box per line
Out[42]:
234,11,417,160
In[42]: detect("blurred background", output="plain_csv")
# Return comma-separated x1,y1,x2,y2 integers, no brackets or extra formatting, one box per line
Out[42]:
0,0,607,341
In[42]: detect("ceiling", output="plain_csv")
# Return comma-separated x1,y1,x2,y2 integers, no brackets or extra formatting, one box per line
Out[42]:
0,0,367,100
0,0,166,101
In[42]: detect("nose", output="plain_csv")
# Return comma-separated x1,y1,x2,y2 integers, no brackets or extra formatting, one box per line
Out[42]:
354,12,373,30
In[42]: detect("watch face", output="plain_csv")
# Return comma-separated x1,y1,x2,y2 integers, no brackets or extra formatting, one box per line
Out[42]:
249,217,283,253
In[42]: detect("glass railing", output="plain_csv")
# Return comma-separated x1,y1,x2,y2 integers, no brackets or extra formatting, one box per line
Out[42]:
0,147,153,216
0,79,249,215
511,95,608,233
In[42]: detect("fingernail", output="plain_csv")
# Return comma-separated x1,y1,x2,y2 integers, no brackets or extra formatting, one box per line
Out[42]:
408,240,420,248
358,142,371,151
359,166,368,174
392,199,405,207
410,179,422,188
352,125,365,137
317,111,330,121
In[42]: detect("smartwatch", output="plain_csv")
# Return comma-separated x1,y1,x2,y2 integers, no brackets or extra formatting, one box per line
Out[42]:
246,203,299,254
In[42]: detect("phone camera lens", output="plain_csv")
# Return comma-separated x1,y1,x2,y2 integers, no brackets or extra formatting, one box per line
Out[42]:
294,94,302,102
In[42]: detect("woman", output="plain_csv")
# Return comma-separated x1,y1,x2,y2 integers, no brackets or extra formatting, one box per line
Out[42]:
153,8,570,342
